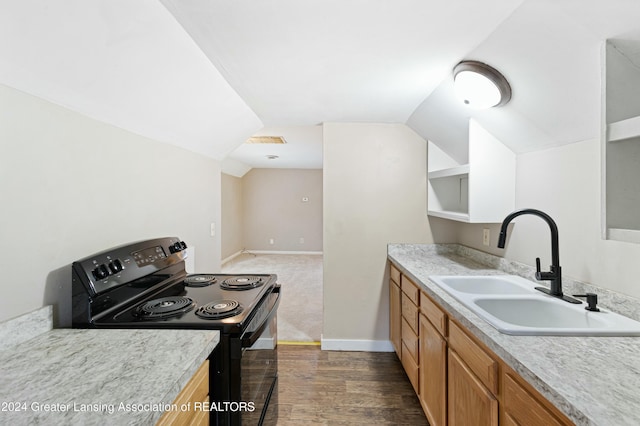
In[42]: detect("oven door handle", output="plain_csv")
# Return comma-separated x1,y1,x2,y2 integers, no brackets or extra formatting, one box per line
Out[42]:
240,284,281,348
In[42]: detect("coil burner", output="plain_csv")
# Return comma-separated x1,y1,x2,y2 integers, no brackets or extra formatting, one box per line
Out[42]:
195,300,243,319
221,276,265,291
184,274,217,287
134,297,195,319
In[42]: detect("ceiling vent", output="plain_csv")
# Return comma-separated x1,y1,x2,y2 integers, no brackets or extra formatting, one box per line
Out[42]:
245,136,287,144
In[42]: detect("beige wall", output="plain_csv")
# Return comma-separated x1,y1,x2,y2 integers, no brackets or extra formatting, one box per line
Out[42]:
221,173,244,259
0,83,221,325
241,168,323,252
456,138,640,300
322,122,434,349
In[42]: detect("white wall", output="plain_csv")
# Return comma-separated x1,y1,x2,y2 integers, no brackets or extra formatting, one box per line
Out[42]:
322,122,434,349
241,168,323,252
457,138,640,299
0,84,221,325
221,173,244,260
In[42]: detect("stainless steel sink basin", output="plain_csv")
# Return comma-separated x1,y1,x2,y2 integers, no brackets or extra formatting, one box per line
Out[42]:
429,275,640,336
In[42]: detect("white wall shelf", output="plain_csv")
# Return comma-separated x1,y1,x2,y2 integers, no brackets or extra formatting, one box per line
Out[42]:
427,164,470,180
607,115,640,143
427,119,515,223
607,228,640,244
426,209,471,222
603,41,640,243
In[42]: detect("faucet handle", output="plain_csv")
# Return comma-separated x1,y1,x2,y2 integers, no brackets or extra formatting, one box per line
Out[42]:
535,257,555,281
535,257,542,280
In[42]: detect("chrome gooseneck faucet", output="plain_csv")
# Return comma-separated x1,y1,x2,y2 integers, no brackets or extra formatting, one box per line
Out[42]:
497,208,580,304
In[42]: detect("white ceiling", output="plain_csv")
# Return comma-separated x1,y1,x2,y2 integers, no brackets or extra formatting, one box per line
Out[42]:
3,1,640,172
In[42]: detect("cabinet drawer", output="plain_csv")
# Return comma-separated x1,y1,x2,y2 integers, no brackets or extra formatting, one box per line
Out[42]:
503,373,565,426
401,292,419,333
420,291,447,336
401,341,420,395
400,275,420,305
449,321,498,394
390,263,401,285
401,317,419,363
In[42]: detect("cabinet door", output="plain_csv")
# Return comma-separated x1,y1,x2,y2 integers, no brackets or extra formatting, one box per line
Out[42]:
389,280,402,356
419,313,446,426
157,360,209,426
502,373,565,426
448,350,498,426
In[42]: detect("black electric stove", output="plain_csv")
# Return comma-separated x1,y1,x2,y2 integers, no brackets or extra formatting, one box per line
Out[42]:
71,237,280,425
93,272,275,332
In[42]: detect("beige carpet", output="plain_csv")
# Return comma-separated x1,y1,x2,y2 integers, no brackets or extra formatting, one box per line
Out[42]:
222,253,323,342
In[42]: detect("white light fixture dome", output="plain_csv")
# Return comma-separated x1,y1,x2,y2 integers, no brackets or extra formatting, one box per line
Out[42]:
453,61,511,109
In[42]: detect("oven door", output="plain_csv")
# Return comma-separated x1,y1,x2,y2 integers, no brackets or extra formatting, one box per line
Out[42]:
239,285,280,426
218,285,280,426
240,317,278,425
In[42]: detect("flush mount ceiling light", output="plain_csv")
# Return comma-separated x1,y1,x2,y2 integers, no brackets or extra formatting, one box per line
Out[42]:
453,61,511,109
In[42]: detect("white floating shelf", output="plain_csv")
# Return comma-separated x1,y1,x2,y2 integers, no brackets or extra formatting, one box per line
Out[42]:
607,228,640,244
427,210,471,222
608,116,640,142
427,164,470,180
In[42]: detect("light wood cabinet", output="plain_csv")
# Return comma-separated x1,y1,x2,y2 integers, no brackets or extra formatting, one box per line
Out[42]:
448,321,498,425
448,350,498,426
420,291,447,335
448,321,498,395
388,261,575,426
400,274,420,304
419,312,447,426
502,370,566,426
399,274,420,395
389,265,402,357
401,292,420,334
156,359,209,426
401,338,420,394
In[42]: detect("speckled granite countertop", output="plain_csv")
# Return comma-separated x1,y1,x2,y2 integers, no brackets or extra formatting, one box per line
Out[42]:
0,307,219,426
388,244,640,426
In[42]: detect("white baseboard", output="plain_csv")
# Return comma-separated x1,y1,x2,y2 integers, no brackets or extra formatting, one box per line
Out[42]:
320,337,395,352
222,250,323,265
221,250,244,265
249,250,323,255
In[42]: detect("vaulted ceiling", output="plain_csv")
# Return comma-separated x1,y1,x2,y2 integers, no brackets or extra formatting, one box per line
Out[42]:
2,1,640,171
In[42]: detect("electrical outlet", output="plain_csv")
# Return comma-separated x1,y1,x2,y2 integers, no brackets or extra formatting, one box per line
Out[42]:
299,237,305,244
210,222,216,237
269,238,275,245
483,228,490,246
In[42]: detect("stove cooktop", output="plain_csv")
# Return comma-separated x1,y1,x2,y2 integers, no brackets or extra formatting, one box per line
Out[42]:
97,273,277,333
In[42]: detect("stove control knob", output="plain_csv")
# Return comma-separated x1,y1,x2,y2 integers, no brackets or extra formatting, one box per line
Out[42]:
109,259,124,274
169,241,188,253
92,264,109,280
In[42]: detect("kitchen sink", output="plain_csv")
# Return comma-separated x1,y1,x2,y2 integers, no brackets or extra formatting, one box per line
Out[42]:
429,275,640,336
430,275,533,295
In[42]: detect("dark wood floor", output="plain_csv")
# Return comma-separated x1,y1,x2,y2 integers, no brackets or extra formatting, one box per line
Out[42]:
273,345,429,425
